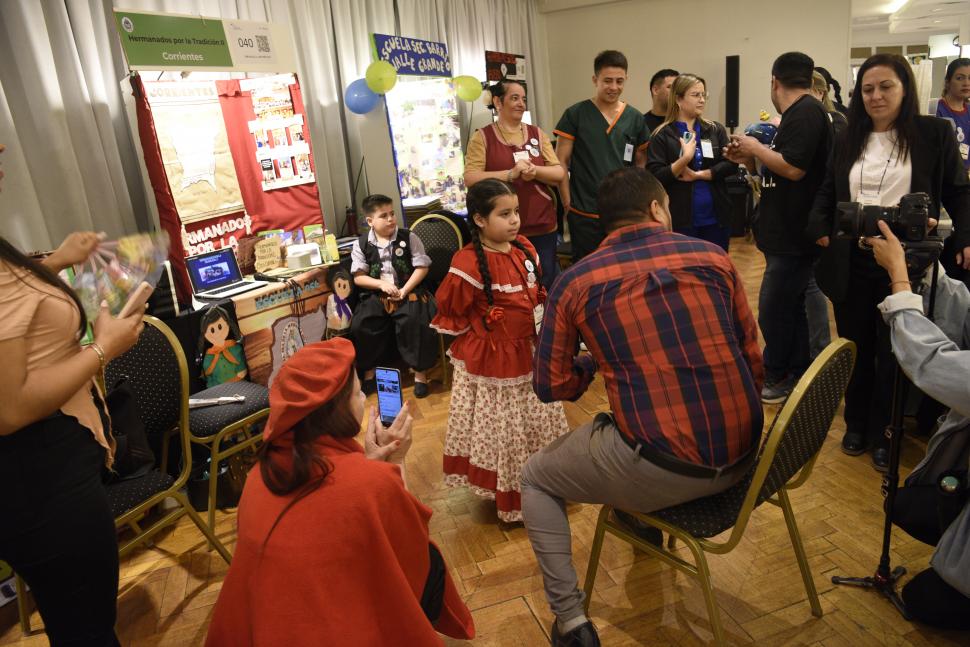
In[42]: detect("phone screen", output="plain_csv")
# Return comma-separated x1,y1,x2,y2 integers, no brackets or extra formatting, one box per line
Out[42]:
376,367,403,426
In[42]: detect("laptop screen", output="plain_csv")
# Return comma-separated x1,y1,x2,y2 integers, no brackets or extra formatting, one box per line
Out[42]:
185,249,242,292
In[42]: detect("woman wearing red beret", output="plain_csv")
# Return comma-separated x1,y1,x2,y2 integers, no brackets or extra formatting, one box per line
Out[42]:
206,338,474,646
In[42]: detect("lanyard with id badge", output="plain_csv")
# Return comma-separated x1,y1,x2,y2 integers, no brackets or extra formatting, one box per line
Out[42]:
857,139,899,206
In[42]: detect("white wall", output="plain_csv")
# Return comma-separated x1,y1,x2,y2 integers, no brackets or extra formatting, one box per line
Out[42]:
541,0,851,129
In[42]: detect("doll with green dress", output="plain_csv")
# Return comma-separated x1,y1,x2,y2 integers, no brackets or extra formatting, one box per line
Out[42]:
198,306,248,388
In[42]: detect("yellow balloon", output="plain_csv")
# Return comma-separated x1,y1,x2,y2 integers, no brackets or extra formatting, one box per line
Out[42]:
454,75,482,102
366,60,397,94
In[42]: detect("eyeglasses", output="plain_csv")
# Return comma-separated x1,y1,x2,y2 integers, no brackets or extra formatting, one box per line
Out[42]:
686,92,709,100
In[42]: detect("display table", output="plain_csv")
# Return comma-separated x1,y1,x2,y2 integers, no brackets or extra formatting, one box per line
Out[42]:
232,266,334,385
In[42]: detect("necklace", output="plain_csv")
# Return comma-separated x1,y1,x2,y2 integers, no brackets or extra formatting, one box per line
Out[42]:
481,240,511,253
495,121,524,147
859,132,899,197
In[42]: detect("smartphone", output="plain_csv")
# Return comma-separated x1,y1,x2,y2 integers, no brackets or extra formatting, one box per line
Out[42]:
682,131,694,143
376,367,403,427
118,281,154,318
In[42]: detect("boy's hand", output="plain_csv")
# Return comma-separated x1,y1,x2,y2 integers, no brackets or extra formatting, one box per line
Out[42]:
380,281,401,299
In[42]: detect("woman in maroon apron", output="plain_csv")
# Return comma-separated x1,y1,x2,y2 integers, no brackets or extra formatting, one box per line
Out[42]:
464,80,565,288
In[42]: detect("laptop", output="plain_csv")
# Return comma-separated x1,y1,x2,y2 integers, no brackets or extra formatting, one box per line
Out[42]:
185,248,267,300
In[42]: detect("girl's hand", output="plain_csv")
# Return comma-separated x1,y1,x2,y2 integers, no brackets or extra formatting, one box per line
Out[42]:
364,407,400,461
46,231,101,270
367,404,413,462
865,220,908,282
93,300,144,361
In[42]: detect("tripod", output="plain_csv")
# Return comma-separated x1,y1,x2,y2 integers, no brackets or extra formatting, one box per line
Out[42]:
831,257,941,620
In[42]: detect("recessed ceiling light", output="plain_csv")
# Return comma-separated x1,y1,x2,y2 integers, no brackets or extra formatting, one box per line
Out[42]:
934,19,943,22
931,7,942,11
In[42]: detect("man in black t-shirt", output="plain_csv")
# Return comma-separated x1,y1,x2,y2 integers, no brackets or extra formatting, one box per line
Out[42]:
643,68,679,135
725,52,832,403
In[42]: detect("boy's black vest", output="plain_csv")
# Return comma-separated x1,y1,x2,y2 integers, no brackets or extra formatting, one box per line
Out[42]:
359,228,417,292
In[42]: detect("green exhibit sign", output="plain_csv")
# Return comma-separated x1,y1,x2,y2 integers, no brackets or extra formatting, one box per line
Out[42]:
114,10,233,68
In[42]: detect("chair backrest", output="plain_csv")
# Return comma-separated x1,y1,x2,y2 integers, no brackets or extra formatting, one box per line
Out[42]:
411,213,463,291
716,338,856,543
105,316,192,488
746,339,856,509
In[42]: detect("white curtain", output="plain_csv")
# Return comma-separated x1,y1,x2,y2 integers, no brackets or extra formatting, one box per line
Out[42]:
0,0,546,251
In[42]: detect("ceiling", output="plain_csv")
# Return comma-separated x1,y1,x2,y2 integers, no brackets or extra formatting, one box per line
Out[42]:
852,0,970,36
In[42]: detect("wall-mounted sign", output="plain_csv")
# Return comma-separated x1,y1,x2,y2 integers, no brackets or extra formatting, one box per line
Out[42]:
113,9,295,72
372,34,452,77
485,50,528,85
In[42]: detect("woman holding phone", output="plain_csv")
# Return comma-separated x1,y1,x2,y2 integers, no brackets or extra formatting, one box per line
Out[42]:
0,144,145,646
647,74,735,250
206,339,474,645
807,54,970,470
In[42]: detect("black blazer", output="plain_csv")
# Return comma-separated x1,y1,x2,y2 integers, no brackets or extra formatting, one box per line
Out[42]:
807,115,970,303
646,120,736,231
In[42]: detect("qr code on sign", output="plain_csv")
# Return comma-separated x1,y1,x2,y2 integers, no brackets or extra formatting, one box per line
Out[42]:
256,35,270,53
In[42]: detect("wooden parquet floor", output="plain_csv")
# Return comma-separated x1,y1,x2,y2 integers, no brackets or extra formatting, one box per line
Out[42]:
3,236,969,646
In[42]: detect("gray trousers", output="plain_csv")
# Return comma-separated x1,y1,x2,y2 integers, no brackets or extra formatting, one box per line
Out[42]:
520,414,751,623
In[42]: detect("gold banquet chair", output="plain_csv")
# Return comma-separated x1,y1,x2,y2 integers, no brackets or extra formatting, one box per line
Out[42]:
411,212,464,388
16,316,232,636
582,338,856,646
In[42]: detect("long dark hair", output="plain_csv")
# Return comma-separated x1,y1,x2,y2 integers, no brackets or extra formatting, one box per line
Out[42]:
815,67,846,110
465,179,539,328
943,58,970,99
0,237,87,334
256,371,359,541
837,54,920,174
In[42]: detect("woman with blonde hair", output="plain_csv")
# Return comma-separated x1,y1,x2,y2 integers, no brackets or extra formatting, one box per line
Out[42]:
646,74,735,249
812,70,848,136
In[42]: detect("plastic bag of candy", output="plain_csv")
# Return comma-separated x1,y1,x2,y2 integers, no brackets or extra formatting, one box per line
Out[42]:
71,231,170,321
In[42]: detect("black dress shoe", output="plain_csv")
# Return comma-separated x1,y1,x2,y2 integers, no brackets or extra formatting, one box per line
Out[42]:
872,447,890,472
551,621,600,647
612,510,663,547
362,378,376,396
414,381,429,398
841,432,866,456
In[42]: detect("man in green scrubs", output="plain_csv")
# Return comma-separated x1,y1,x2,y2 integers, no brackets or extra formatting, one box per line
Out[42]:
555,50,650,261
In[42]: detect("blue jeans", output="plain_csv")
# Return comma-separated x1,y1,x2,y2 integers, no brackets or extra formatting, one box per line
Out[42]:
526,231,560,291
805,272,831,360
676,222,731,251
759,253,814,384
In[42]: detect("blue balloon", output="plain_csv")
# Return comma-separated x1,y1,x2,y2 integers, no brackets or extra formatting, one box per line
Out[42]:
345,78,380,114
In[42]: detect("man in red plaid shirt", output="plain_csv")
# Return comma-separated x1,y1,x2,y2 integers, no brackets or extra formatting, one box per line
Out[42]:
522,167,764,647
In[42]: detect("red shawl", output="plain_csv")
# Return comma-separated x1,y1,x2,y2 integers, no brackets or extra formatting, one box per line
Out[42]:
205,436,474,646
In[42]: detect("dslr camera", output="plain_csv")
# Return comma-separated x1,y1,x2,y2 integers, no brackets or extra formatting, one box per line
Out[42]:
835,192,943,279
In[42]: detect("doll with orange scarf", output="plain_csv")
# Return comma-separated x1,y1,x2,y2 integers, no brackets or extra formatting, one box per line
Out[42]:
199,306,248,388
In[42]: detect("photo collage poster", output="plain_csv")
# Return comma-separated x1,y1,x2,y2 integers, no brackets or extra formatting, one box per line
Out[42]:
383,76,466,212
242,74,315,191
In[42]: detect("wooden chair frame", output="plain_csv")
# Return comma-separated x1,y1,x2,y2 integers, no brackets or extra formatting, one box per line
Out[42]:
582,339,856,645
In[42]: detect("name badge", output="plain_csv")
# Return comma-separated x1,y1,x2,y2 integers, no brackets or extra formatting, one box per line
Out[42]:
959,142,969,161
533,303,544,335
858,189,881,206
623,143,634,162
513,150,530,163
701,139,714,158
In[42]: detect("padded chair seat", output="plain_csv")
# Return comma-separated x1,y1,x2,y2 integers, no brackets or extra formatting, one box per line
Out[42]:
106,469,174,518
649,469,757,539
189,381,269,438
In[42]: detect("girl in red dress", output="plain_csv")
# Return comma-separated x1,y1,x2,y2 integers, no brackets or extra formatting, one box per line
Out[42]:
432,179,569,523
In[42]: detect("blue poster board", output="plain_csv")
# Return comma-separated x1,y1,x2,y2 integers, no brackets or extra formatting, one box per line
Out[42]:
372,34,452,77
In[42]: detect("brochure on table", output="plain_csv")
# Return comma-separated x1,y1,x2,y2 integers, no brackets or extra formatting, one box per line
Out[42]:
373,33,467,213
114,9,326,302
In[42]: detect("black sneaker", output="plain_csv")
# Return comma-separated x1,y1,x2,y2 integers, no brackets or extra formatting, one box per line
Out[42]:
871,446,890,472
761,376,794,404
551,621,600,647
414,381,429,399
841,431,867,456
612,510,663,547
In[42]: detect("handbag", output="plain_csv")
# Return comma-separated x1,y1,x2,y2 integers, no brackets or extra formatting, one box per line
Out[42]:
102,376,156,483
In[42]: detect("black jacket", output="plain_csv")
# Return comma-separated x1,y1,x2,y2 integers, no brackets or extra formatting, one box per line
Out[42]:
646,120,736,231
807,115,970,303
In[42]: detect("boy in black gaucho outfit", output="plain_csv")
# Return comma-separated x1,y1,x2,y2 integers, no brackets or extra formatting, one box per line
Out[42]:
350,194,437,398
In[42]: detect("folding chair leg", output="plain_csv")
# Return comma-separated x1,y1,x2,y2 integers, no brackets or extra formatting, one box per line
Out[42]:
207,448,219,548
174,492,232,564
15,573,31,635
779,488,823,618
683,538,726,646
582,506,611,615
